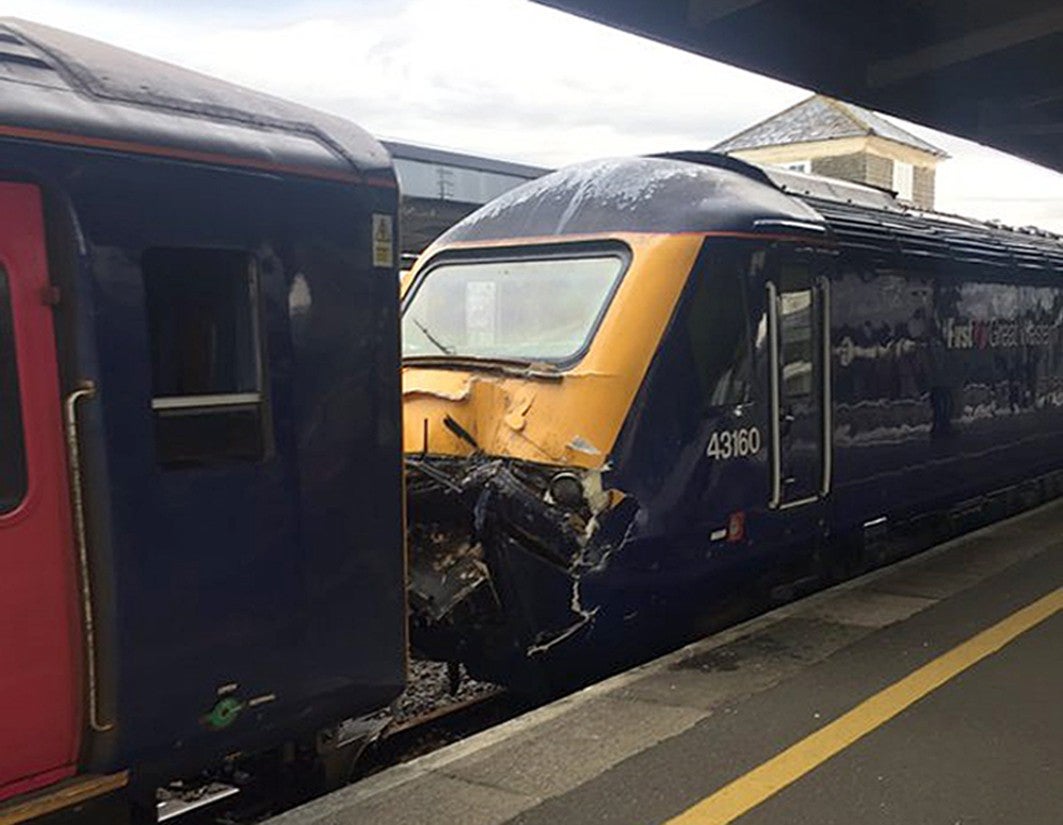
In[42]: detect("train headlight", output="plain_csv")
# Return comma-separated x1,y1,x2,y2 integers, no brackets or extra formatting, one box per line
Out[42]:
548,472,585,508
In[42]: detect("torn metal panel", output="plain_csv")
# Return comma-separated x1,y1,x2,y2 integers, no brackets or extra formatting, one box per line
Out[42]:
403,372,472,402
407,537,490,622
405,453,639,686
525,575,599,657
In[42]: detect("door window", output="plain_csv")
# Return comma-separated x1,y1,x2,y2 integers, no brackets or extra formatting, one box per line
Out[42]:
769,251,830,508
142,248,268,465
778,264,814,401
0,269,27,513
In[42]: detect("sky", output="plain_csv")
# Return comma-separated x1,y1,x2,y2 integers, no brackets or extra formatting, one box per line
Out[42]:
6,0,1063,231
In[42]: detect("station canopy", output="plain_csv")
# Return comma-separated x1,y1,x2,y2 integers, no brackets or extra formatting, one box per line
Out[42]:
535,0,1063,173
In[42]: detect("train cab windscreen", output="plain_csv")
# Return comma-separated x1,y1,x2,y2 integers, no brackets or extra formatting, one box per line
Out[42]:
403,254,625,364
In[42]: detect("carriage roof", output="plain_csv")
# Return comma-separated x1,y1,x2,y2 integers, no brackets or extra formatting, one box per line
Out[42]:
0,18,392,185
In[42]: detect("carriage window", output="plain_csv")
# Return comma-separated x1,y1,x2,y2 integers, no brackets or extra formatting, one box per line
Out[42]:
685,249,753,406
0,270,27,513
142,248,266,465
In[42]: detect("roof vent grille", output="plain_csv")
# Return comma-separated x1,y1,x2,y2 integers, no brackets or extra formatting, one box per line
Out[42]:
0,49,52,70
0,29,65,88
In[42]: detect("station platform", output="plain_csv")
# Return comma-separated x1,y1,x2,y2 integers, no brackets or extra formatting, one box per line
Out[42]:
271,501,1063,825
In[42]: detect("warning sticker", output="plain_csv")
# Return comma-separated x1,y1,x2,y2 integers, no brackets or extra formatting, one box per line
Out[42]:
372,213,394,269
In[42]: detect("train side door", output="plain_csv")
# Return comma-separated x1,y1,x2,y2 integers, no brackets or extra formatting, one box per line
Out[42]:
766,247,832,510
0,184,82,800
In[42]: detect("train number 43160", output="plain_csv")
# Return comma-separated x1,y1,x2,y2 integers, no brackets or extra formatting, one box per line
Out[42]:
706,427,761,460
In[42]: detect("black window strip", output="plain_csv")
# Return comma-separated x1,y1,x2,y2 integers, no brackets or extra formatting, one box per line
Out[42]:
0,269,27,514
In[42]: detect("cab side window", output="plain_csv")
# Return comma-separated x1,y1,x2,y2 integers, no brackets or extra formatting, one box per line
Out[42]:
0,270,27,512
143,248,268,466
685,247,753,407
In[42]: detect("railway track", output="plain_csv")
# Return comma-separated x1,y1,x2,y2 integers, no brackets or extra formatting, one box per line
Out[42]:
364,687,527,774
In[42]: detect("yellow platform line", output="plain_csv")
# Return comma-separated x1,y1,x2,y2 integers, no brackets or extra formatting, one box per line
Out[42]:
665,586,1063,825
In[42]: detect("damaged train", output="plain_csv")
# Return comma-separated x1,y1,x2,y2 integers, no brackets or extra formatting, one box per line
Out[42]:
401,152,1063,693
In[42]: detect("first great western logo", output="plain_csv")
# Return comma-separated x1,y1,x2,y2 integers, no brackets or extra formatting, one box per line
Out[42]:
942,317,1055,350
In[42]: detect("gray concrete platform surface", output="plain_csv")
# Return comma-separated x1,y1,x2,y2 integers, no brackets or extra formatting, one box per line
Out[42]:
270,500,1063,825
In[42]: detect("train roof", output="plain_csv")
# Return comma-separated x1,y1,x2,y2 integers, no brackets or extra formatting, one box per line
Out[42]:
0,18,393,186
438,152,1063,273
436,156,828,244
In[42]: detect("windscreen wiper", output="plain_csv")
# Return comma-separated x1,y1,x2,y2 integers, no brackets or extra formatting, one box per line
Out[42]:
411,316,454,355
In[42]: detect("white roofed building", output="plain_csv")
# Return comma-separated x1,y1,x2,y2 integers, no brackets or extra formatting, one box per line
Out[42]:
713,95,948,209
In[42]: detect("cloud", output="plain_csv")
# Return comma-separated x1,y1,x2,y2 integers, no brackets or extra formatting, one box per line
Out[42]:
5,0,1062,230
5,0,807,162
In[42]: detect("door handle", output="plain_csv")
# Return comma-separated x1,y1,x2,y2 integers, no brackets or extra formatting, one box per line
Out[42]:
780,409,795,436
64,380,114,733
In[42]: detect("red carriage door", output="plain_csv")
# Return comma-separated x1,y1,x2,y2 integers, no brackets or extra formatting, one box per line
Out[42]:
0,183,82,801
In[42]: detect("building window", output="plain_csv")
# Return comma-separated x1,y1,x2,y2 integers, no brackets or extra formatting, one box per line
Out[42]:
0,269,26,513
780,160,811,173
142,248,267,466
893,161,914,201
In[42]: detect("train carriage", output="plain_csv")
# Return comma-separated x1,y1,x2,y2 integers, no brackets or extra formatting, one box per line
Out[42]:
401,152,1063,693
0,19,405,821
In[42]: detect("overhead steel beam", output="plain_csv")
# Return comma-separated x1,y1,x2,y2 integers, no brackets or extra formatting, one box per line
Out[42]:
686,0,765,28
867,7,1063,88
